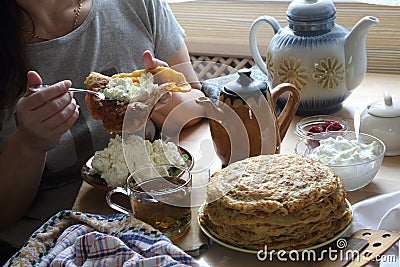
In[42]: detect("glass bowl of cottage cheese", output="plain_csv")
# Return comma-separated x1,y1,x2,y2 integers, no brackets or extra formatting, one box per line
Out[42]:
295,131,386,191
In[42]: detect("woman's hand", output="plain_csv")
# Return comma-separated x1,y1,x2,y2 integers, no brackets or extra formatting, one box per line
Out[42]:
141,48,205,136
142,50,169,69
142,50,172,105
0,71,80,226
15,71,79,152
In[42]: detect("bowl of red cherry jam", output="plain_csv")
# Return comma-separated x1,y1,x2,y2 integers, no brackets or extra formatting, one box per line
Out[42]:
295,115,349,139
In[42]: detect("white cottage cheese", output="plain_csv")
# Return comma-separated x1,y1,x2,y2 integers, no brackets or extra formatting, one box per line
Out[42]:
90,135,185,187
103,73,157,105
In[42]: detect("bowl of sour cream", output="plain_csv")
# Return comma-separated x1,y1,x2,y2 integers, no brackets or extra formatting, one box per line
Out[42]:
295,131,386,191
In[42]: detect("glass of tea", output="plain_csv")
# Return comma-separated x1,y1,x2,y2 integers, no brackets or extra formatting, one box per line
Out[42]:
106,164,192,240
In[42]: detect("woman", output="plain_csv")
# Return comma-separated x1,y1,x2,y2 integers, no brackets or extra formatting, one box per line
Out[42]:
0,0,204,262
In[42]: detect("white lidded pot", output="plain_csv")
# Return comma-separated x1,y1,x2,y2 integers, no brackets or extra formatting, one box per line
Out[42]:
360,92,400,156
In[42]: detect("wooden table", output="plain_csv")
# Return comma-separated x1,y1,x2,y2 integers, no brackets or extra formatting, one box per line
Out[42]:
73,72,400,266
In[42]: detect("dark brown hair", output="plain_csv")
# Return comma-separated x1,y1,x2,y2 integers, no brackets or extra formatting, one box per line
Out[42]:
0,0,29,108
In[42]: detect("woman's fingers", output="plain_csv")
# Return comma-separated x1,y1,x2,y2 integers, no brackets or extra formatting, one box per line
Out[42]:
49,101,79,137
142,50,169,69
28,92,73,123
17,88,74,130
22,81,72,110
42,97,78,131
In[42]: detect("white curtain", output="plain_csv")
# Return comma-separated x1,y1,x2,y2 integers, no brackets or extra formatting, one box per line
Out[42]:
168,0,400,5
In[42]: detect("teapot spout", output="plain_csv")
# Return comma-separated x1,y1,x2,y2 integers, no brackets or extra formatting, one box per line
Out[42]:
345,16,379,90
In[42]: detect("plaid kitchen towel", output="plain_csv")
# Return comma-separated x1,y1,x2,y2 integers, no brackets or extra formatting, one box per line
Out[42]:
4,210,200,267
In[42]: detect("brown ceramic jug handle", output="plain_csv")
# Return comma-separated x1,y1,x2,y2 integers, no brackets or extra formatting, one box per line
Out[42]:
271,83,300,141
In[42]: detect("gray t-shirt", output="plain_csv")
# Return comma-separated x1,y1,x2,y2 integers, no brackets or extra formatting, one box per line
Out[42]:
0,0,185,248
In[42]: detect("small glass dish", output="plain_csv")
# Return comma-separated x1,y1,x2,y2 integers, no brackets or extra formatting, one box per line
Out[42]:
295,115,349,139
295,131,386,192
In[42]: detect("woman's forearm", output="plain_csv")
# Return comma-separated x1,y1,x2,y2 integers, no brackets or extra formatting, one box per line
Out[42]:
0,129,45,228
0,72,79,228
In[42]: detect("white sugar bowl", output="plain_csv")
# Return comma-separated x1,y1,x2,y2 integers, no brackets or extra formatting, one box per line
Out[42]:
360,93,400,156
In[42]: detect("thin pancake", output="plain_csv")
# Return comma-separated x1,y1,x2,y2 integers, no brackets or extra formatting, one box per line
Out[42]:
84,67,191,132
207,155,340,214
200,205,352,250
205,185,346,226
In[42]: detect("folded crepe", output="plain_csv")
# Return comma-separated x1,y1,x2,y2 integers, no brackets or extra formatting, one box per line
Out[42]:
84,67,191,132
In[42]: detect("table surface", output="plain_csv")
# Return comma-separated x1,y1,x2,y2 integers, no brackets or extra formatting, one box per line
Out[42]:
73,72,400,267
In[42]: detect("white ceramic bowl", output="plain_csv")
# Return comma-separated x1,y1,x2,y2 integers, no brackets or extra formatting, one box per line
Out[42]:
295,131,386,191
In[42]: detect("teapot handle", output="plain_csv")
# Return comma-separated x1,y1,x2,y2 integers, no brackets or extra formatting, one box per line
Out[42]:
249,16,281,76
271,83,300,141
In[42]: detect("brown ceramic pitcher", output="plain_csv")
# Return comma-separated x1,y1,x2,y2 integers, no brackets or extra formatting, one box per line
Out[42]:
197,69,300,166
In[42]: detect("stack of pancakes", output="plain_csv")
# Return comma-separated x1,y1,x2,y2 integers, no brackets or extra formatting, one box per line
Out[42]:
199,154,352,251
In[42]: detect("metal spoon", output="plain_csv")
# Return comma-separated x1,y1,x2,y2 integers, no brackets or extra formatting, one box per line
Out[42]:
29,84,106,100
354,106,361,144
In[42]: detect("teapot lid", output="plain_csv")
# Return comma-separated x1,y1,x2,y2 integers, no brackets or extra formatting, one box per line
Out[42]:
287,0,336,32
367,92,400,118
224,69,268,96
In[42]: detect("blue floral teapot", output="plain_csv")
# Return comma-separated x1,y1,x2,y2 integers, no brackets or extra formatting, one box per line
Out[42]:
249,0,378,115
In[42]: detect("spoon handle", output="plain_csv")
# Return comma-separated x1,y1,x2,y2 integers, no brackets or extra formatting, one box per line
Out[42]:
67,88,98,95
354,107,361,143
29,85,104,99
30,85,86,93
